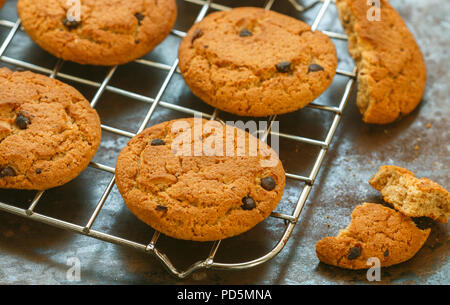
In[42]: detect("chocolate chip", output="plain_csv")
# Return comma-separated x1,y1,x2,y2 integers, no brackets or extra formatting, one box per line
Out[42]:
135,13,145,25
412,217,434,230
384,249,389,257
347,246,361,260
261,176,276,191
191,29,203,43
241,196,256,210
239,29,252,37
276,61,291,73
151,138,165,146
308,63,324,73
0,166,16,178
156,205,168,212
36,168,42,174
62,18,80,30
15,114,31,129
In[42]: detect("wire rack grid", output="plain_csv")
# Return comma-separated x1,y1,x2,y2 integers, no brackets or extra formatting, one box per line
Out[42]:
0,0,355,279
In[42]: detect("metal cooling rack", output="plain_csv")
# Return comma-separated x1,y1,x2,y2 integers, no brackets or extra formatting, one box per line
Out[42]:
0,0,356,279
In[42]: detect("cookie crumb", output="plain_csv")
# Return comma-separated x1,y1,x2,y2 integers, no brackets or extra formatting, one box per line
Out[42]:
20,225,29,232
192,271,207,281
3,230,14,238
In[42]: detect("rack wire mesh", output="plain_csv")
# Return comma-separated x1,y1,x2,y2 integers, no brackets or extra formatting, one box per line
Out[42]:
0,0,356,279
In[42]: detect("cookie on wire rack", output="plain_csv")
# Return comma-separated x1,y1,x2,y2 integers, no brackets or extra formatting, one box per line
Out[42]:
336,0,427,124
115,118,286,241
17,0,177,66
0,68,101,190
178,7,337,117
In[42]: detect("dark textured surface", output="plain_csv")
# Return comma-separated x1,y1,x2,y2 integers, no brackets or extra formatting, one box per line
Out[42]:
0,0,448,284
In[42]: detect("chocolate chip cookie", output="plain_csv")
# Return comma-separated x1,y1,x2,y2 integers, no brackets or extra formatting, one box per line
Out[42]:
17,0,177,66
370,165,449,223
316,203,430,269
336,0,427,124
115,118,286,241
0,68,101,190
178,7,337,117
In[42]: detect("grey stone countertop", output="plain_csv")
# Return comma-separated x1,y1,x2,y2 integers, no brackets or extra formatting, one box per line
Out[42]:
0,0,448,284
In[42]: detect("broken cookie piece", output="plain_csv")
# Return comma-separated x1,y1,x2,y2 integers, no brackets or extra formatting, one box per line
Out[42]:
335,0,426,124
316,203,430,269
369,165,449,223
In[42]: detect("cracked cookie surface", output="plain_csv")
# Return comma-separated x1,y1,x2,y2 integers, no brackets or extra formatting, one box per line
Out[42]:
370,165,450,223
316,203,430,269
178,7,337,117
115,118,286,241
18,0,177,66
336,0,426,124
0,68,101,190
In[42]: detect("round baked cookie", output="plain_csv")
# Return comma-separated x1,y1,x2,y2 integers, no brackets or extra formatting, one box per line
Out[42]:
336,0,427,124
17,0,177,66
178,7,337,117
0,68,101,190
316,203,430,269
115,118,286,241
